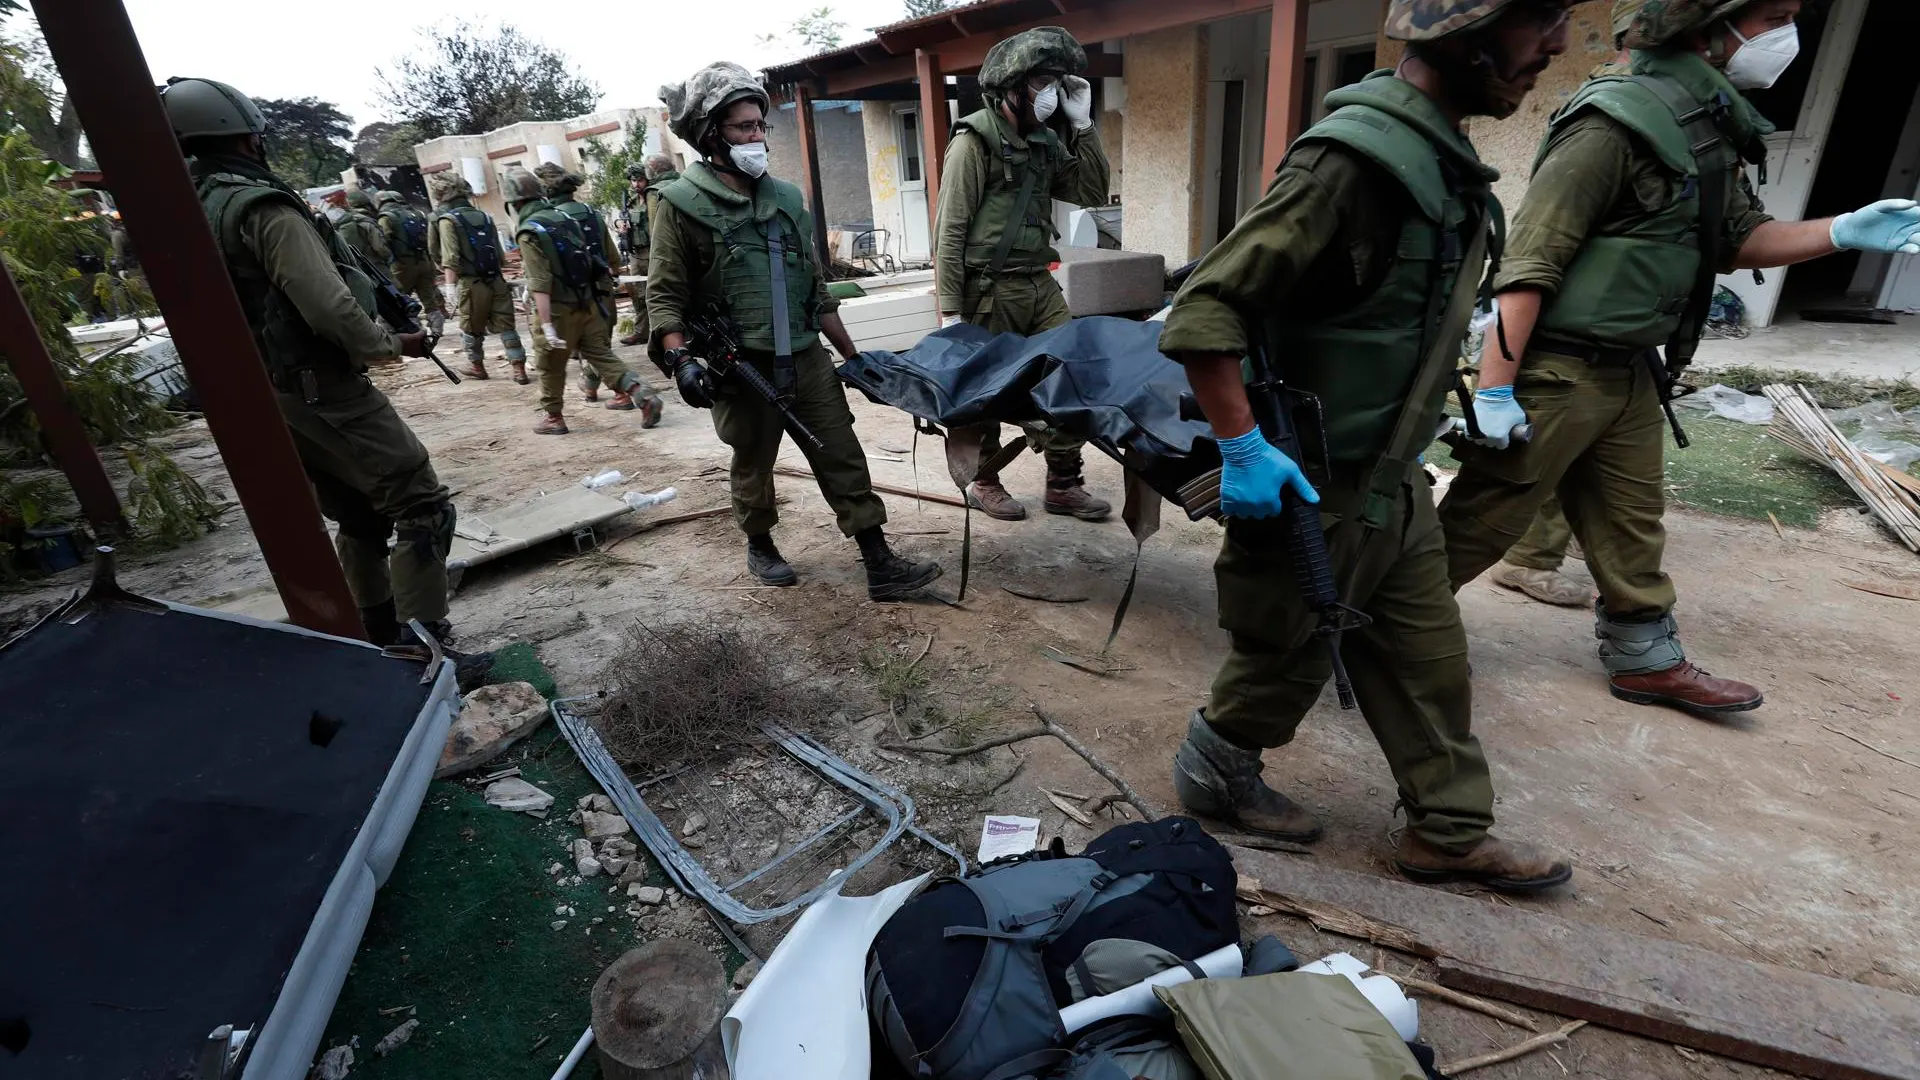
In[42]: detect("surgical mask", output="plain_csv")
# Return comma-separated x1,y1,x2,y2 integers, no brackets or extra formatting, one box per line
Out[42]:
1724,22,1799,90
728,141,769,178
1030,83,1059,124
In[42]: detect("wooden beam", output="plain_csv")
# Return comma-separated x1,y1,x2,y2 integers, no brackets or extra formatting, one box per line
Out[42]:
823,0,1271,96
791,86,832,279
486,143,528,159
1261,0,1312,181
565,121,621,141
917,50,951,252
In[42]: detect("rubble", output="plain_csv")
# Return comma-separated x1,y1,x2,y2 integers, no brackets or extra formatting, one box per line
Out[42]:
312,1044,354,1080
571,839,603,877
582,810,632,839
628,884,666,906
602,856,632,877
481,777,554,815
372,1018,418,1057
732,958,762,990
578,793,616,814
617,861,648,886
681,811,709,837
436,681,548,779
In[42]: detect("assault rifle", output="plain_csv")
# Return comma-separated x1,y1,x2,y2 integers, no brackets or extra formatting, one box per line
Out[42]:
1645,347,1694,449
683,303,824,449
1177,346,1369,710
342,239,461,386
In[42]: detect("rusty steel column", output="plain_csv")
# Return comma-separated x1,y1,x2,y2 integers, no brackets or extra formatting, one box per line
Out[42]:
30,0,364,639
916,50,952,249
791,85,834,277
1261,0,1314,180
0,262,127,537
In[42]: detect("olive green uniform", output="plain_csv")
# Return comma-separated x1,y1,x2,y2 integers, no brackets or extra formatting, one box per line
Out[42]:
552,194,655,398
1504,495,1575,572
1161,74,1499,850
429,197,525,367
934,108,1110,476
378,203,446,318
194,156,452,626
337,208,389,265
1440,52,1771,634
515,199,648,414
647,162,887,538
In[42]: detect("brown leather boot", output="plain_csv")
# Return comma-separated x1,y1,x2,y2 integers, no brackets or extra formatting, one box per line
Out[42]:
579,376,600,403
461,360,489,379
1395,833,1573,894
1171,711,1323,842
533,412,569,435
1609,662,1763,715
639,393,664,429
618,330,645,346
1044,481,1112,522
605,391,637,411
510,362,531,386
966,480,1027,521
1490,562,1590,608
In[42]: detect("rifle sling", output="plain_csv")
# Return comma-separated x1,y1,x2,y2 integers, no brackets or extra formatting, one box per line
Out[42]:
1637,75,1736,370
766,215,797,395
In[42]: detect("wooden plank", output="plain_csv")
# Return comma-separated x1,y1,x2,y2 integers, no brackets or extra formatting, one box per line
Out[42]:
792,86,831,279
917,49,949,253
1231,846,1920,1080
1262,0,1312,180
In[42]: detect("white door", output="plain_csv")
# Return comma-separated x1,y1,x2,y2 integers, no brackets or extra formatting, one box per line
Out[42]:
896,107,931,261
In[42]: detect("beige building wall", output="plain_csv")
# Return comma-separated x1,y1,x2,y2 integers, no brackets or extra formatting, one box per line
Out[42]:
1119,25,1210,265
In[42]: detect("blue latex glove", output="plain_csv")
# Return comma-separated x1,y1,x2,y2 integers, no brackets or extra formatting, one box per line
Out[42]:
1469,385,1529,450
1217,428,1318,519
1831,199,1920,255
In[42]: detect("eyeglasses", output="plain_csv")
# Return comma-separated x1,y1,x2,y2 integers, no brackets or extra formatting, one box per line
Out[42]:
721,121,773,136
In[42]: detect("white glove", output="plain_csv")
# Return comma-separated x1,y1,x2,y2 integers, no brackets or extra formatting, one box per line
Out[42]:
1061,75,1095,132
440,284,457,308
941,313,963,329
541,321,560,344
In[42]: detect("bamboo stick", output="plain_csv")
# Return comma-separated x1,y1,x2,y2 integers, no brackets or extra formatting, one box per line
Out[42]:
1762,384,1920,552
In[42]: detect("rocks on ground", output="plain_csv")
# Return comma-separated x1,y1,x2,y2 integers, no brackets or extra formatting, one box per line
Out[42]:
437,681,548,779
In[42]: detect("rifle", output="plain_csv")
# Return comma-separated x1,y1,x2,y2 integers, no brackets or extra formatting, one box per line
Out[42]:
683,303,824,449
1177,346,1369,710
339,240,461,386
1644,347,1693,450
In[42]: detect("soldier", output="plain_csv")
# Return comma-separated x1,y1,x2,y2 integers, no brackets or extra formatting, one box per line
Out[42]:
934,27,1113,524
1158,0,1592,893
1439,0,1920,716
336,187,389,265
162,77,485,680
426,170,527,383
615,163,651,349
515,163,662,431
649,62,941,600
374,189,446,338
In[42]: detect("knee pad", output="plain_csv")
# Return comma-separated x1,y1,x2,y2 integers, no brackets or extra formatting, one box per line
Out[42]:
396,499,456,560
1595,610,1685,675
335,509,394,548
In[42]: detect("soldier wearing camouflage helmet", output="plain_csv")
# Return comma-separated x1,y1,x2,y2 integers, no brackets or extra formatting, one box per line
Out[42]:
426,169,526,383
162,77,488,681
615,163,653,349
1440,0,1920,717
1158,0,1595,894
648,61,941,601
934,26,1113,524
374,189,445,338
336,187,390,266
524,162,663,428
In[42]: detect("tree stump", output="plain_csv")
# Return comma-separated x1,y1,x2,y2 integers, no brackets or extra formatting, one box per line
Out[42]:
592,939,730,1080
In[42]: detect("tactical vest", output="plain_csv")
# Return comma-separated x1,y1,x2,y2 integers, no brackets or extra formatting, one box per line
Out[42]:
624,191,651,252
339,210,384,261
516,203,599,307
1534,72,1742,350
431,202,502,279
551,198,616,283
1266,81,1494,467
197,170,376,387
658,168,819,354
951,108,1064,275
380,205,431,262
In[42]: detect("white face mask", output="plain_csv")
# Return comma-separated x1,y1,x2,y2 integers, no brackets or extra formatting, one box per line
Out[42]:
1030,83,1059,124
728,140,769,178
1724,22,1800,90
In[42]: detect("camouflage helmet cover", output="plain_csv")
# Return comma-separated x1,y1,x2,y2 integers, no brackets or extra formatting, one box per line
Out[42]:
1386,0,1603,42
1625,0,1764,49
626,163,645,180
661,62,770,146
426,170,472,203
500,166,545,204
1612,0,1652,42
644,154,677,180
978,27,1087,92
533,161,585,197
373,189,406,207
345,188,375,211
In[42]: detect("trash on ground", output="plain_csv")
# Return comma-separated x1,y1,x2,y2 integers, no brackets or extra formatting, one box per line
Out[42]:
482,776,555,815
1675,383,1774,425
372,1018,418,1057
1766,384,1920,552
976,815,1039,862
623,486,679,510
580,469,625,490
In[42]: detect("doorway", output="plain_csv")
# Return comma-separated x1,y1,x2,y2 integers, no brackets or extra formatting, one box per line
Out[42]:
895,106,931,261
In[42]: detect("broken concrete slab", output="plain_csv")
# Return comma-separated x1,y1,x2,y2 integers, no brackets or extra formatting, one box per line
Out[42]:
577,792,615,813
571,838,602,877
617,861,648,886
482,776,554,815
598,836,637,859
437,681,548,779
629,885,665,906
602,856,631,878
581,810,632,839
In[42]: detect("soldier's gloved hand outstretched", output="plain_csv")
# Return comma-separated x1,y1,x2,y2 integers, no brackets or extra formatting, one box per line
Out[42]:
668,348,716,409
1469,385,1529,450
1217,427,1317,519
1061,75,1095,132
1832,199,1920,255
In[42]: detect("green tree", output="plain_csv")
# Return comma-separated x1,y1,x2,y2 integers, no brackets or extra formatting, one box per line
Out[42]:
902,0,954,17
352,120,423,166
256,97,354,186
0,20,86,167
577,119,650,215
376,21,601,140
793,6,847,50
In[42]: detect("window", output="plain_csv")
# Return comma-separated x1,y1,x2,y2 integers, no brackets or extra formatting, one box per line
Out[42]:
1297,55,1321,135
899,110,923,184
1333,44,1376,92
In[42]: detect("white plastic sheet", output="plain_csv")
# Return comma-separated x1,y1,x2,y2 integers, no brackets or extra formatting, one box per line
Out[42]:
1675,383,1775,425
1058,942,1244,1034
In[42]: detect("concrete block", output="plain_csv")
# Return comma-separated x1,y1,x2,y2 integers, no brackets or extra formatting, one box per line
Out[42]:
1052,247,1166,317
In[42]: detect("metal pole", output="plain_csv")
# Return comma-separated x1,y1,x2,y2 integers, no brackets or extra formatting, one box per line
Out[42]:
30,0,364,639
0,262,128,537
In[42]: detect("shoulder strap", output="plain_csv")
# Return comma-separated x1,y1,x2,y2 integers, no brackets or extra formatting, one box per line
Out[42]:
1634,73,1736,367
967,154,1043,322
766,215,796,389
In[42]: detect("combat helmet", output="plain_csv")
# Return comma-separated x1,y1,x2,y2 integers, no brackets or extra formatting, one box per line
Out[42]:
1386,0,1602,41
374,189,407,208
160,77,267,141
345,188,375,212
427,171,472,204
500,166,545,205
1613,0,1652,44
661,62,770,148
644,154,677,181
533,161,585,198
1626,0,1765,49
626,163,645,181
978,27,1087,92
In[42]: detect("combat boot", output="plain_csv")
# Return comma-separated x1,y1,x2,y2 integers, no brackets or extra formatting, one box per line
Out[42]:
856,526,942,601
965,479,1027,520
639,393,664,429
1609,663,1763,716
358,599,402,647
510,362,531,386
420,619,495,694
1171,710,1323,842
461,359,489,379
534,412,569,436
1394,833,1573,894
579,375,600,403
1489,562,1589,607
1042,458,1111,522
746,533,797,586
606,391,637,411
619,329,645,346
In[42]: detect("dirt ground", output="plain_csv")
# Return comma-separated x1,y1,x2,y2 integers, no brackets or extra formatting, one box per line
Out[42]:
10,329,1920,1079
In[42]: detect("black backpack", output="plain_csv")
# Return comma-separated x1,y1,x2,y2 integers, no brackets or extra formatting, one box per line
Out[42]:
867,817,1237,1080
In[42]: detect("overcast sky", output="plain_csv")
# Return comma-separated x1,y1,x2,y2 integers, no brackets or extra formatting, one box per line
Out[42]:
114,0,916,132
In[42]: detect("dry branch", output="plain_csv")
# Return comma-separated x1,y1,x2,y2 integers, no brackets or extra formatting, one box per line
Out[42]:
1235,878,1439,958
879,706,1158,820
1442,1021,1586,1076
1381,972,1538,1032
